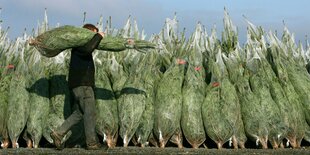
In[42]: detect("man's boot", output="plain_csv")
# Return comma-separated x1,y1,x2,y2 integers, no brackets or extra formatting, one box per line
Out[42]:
50,131,65,150
86,142,102,150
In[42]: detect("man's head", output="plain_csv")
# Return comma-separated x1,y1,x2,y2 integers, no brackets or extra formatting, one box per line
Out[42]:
83,24,99,32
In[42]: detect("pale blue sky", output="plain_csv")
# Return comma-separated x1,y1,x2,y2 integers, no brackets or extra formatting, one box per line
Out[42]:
1,0,309,43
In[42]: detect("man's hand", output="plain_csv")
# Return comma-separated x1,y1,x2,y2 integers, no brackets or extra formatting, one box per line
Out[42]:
127,39,135,45
98,32,105,38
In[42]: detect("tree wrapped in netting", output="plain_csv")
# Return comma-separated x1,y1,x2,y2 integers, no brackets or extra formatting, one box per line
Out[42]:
202,50,245,149
247,48,288,149
117,53,148,147
6,36,32,148
0,27,12,148
153,16,188,148
154,57,186,148
24,48,50,148
29,25,156,57
278,27,310,128
180,23,207,149
43,54,72,145
94,52,119,148
133,51,162,147
0,68,13,149
267,29,310,147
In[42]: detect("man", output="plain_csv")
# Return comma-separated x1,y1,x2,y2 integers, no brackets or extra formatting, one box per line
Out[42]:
50,24,104,150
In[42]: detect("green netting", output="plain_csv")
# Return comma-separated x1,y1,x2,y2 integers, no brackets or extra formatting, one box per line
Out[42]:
95,66,119,148
202,52,245,149
154,58,185,147
25,69,50,148
117,54,149,147
235,69,268,148
181,63,206,148
30,25,156,57
134,52,161,147
261,58,289,147
286,59,310,126
267,46,308,148
0,72,12,144
118,75,146,147
43,62,71,144
248,58,287,149
7,72,30,148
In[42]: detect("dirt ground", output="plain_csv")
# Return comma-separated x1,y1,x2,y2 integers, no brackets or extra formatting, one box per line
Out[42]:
1,136,310,154
1,147,310,155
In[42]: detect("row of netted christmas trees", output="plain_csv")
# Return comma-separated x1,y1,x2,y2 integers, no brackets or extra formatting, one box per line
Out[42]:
0,9,310,149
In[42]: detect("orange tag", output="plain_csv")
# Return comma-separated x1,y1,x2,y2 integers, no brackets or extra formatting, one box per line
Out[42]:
177,59,186,65
7,64,14,69
195,66,201,71
127,39,134,45
212,82,220,87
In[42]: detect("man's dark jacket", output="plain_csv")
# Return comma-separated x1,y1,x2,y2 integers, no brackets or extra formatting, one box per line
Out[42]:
68,33,103,89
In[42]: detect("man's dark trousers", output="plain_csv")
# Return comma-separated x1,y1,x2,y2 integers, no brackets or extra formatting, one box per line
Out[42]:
56,86,98,146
